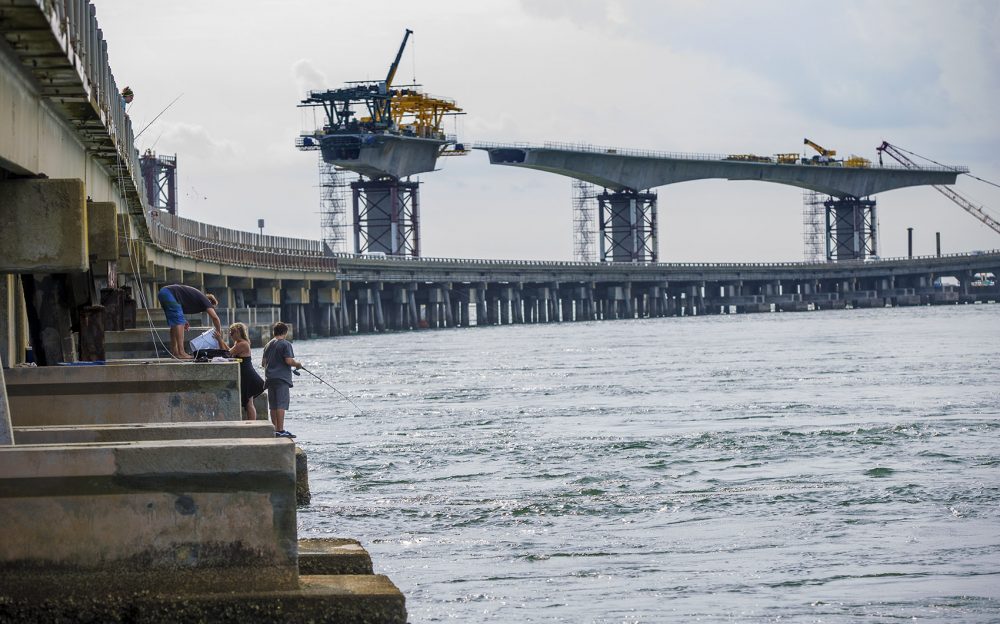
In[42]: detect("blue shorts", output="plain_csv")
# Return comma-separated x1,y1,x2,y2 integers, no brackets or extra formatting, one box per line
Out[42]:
156,288,187,327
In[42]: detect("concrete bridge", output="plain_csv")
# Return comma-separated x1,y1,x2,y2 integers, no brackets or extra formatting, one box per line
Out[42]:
474,141,964,197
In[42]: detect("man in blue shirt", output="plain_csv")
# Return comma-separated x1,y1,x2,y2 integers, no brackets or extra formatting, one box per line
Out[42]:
262,321,302,438
156,284,223,359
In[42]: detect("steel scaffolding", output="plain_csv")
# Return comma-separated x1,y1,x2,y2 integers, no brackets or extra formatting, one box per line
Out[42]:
572,179,597,262
318,159,349,254
802,190,826,262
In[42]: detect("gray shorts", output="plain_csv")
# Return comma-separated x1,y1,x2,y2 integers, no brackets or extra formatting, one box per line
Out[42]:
266,381,291,410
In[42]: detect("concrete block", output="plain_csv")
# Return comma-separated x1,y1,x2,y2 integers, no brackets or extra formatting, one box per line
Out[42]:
283,287,310,305
316,286,340,304
299,539,374,575
256,287,281,305
13,421,274,445
296,446,311,506
4,361,241,426
0,178,88,272
0,574,406,623
0,179,90,273
0,438,298,597
86,201,119,261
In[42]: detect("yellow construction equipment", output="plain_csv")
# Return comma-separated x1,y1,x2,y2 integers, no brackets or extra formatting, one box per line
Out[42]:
390,90,462,141
803,138,837,164
844,155,871,168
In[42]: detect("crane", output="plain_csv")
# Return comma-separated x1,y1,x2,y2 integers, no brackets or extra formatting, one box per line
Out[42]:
877,141,1000,236
803,138,837,163
383,28,412,93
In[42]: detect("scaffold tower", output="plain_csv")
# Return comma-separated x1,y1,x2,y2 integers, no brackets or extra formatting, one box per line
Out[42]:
802,189,826,262
319,159,349,254
572,179,597,262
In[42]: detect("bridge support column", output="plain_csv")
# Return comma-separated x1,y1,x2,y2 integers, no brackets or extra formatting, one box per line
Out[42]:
598,190,658,262
499,288,512,325
825,196,877,261
512,286,524,324
475,285,488,326
623,283,634,319
351,179,420,257
407,287,419,330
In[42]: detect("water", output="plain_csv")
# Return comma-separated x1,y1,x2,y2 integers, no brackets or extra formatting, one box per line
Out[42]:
292,305,1000,622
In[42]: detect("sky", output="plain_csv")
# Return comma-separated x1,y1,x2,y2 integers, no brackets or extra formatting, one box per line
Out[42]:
93,0,1000,262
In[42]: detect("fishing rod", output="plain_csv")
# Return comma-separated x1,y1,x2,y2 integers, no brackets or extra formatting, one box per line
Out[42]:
293,367,367,415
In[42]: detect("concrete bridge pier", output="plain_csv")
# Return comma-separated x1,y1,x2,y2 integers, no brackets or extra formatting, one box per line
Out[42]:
622,283,634,319
560,292,573,322
442,285,456,327
484,287,498,326
512,286,525,324
407,287,419,329
386,285,406,330
355,287,378,333
474,285,488,326
499,287,513,325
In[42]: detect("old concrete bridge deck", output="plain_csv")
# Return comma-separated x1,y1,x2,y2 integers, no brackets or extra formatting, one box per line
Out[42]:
133,210,1000,339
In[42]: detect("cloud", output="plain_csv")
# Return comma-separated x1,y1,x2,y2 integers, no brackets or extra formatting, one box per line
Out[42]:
292,58,328,95
148,122,240,164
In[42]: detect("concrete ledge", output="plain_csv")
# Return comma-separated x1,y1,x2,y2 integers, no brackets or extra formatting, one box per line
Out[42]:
0,438,297,597
0,575,406,623
4,361,241,426
104,326,215,359
13,421,273,445
299,539,374,575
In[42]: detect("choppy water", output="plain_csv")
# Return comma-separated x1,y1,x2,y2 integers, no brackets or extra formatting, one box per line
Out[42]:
293,305,1000,622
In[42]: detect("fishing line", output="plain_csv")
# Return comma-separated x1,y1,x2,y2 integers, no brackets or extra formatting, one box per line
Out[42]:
295,367,367,415
135,93,184,140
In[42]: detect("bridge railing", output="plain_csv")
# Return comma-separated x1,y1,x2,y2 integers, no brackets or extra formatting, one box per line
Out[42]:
149,215,337,272
148,209,999,275
18,0,146,225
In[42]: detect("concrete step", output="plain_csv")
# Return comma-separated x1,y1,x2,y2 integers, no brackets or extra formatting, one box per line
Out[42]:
0,575,406,623
12,421,274,444
4,361,241,426
104,326,218,359
299,538,374,575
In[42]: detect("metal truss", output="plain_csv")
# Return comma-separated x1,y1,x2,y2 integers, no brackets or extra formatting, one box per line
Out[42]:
824,196,877,261
351,179,420,257
597,190,658,263
139,150,178,215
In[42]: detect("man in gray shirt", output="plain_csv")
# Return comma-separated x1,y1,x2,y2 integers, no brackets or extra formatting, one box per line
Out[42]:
262,321,302,438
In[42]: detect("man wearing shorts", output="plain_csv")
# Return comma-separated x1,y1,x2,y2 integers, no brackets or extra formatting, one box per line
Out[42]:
156,284,223,359
262,321,302,438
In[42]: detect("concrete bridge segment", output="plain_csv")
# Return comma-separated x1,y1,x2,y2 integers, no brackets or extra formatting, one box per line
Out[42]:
476,143,964,197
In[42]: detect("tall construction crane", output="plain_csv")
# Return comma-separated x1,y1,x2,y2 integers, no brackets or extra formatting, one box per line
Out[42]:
877,141,1000,236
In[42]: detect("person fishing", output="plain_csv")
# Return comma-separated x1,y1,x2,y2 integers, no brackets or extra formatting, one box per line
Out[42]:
261,321,303,438
223,322,265,420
